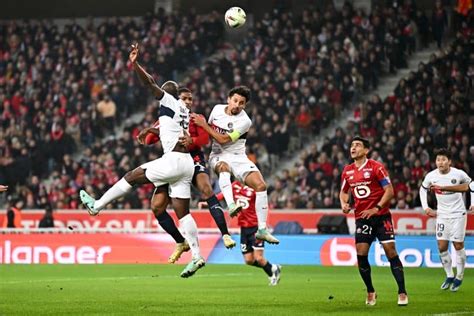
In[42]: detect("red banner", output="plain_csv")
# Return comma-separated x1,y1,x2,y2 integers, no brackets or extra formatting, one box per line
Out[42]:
1,209,473,234
0,233,220,264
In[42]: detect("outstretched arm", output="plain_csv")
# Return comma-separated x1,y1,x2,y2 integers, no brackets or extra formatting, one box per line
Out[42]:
129,43,164,99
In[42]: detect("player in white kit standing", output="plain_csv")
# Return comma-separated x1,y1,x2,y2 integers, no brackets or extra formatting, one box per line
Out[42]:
191,86,279,244
80,44,204,277
419,148,472,291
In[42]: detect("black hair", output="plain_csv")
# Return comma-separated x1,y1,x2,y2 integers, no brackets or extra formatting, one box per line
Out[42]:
435,148,452,160
228,85,251,103
178,87,191,95
161,81,179,98
352,136,370,149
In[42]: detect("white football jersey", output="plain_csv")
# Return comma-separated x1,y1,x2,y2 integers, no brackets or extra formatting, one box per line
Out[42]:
421,167,471,218
158,92,190,154
208,104,251,155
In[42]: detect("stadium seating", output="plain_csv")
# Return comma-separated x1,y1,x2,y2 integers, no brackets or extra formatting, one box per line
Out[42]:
275,30,473,210
0,12,224,208
2,2,470,211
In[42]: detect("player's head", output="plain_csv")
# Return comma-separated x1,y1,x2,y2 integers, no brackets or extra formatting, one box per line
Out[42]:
161,81,179,99
178,87,193,109
227,86,251,115
435,148,452,173
350,136,370,160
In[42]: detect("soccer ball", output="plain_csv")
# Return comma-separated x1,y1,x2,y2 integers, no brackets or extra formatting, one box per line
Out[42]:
225,7,246,28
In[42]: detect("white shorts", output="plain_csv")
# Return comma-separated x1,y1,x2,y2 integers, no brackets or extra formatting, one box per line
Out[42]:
436,216,467,242
209,153,258,183
140,152,194,198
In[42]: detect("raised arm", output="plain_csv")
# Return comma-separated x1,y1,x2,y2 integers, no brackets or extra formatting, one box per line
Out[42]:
129,43,164,99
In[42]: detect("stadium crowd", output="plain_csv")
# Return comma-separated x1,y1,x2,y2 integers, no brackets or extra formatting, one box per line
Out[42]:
0,11,224,208
1,1,471,211
269,29,473,210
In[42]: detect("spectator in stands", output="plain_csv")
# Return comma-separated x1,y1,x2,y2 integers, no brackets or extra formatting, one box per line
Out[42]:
432,0,448,48
2,197,23,228
96,94,117,134
38,204,55,228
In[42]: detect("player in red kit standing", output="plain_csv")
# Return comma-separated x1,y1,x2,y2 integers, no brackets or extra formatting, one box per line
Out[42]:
339,136,407,306
217,181,281,285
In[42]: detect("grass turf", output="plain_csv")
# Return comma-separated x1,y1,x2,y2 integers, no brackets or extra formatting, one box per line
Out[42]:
0,264,472,315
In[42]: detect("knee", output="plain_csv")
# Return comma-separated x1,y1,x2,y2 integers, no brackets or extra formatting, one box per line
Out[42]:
453,243,464,251
385,249,398,260
123,171,134,184
216,163,230,174
244,257,254,266
199,184,214,200
255,256,266,266
253,181,267,192
151,199,168,216
152,205,166,217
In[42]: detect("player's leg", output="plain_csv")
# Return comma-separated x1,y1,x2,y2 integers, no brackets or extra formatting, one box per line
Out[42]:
244,170,279,244
167,158,205,278
80,166,151,215
355,218,376,305
381,241,407,305
254,249,281,286
172,197,205,278
194,170,235,248
213,159,242,216
150,185,189,263
377,214,407,306
450,216,467,292
436,218,455,289
451,241,466,291
240,226,279,284
356,242,377,305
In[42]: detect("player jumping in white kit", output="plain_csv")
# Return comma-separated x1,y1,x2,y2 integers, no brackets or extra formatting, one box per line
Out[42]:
80,43,204,277
191,86,279,244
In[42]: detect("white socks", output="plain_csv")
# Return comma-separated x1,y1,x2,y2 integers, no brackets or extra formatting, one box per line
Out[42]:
439,251,454,278
179,214,201,259
255,191,268,230
94,178,132,211
456,248,466,280
218,172,235,207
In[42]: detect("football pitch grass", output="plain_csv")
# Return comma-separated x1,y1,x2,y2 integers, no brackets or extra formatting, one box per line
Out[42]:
1,265,473,315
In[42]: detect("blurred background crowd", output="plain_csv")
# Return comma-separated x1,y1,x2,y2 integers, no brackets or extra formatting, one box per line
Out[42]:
0,0,472,211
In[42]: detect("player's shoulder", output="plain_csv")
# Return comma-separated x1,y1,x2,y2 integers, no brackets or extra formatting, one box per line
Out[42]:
368,159,385,169
240,110,252,122
450,167,467,176
212,104,227,112
342,163,356,174
160,91,184,108
424,169,438,179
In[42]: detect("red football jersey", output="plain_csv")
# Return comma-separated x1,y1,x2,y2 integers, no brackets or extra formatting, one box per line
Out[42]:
341,159,391,219
232,181,258,228
143,116,209,160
